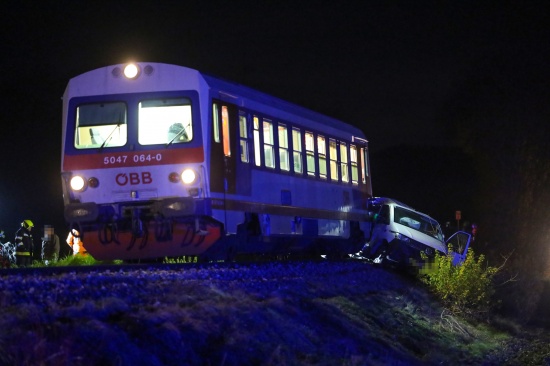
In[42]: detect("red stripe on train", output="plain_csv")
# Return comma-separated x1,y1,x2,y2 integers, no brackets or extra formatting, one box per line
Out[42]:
62,147,204,171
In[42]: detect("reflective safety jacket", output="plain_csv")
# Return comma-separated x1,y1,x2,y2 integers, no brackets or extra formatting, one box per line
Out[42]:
66,230,86,255
15,227,33,256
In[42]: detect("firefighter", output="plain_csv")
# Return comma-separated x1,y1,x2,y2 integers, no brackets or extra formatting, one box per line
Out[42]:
15,219,34,267
66,229,86,256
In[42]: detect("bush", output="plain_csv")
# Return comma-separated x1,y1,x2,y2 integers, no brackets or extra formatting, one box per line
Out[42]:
419,248,499,315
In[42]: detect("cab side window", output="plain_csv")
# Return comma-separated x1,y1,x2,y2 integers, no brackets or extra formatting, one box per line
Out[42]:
376,205,391,225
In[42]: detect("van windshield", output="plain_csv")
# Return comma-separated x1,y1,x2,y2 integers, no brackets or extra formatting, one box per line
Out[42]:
394,206,443,241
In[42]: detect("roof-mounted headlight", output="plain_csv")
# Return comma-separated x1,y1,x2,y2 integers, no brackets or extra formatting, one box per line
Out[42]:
124,63,140,79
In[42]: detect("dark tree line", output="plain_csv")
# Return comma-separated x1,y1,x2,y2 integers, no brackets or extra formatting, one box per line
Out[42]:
371,49,549,323
442,51,550,322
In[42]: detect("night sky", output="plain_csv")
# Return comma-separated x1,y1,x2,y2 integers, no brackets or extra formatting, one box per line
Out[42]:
1,2,548,244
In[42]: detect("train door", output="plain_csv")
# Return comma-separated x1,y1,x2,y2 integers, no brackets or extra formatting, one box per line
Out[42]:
211,101,237,195
360,145,372,198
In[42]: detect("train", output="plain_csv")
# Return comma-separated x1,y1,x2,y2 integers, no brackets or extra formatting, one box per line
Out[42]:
61,62,373,261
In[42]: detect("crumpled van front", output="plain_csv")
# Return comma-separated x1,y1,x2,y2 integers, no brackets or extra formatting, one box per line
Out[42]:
361,198,457,267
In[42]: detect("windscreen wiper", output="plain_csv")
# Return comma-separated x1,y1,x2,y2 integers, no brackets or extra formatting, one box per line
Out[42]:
98,123,121,152
165,123,189,148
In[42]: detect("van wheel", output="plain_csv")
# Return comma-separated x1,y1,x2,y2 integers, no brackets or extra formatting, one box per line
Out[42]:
369,240,389,264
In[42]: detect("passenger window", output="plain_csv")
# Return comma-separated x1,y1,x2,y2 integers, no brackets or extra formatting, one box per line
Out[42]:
340,142,349,183
329,139,338,181
239,114,249,163
253,116,261,166
350,145,358,184
292,128,302,174
278,124,290,171
318,135,327,179
263,120,275,168
305,132,315,176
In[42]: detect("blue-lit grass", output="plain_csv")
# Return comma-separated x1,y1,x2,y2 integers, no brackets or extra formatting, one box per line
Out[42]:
0,259,548,364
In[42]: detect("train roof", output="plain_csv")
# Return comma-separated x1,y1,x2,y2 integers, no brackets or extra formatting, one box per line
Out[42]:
65,62,368,143
202,72,366,140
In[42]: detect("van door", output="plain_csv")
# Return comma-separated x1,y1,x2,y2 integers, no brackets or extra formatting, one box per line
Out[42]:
445,231,472,265
364,204,392,258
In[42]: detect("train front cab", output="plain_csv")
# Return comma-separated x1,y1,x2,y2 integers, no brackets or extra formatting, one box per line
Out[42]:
61,75,223,261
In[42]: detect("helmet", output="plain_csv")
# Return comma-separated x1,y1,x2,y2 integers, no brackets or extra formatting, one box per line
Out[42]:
22,220,34,229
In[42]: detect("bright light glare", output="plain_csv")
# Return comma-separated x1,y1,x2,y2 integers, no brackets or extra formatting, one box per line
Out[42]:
181,169,196,184
70,176,86,191
138,104,192,145
124,64,139,79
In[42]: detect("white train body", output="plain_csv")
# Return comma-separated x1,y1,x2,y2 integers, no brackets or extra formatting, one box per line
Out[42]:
61,62,373,260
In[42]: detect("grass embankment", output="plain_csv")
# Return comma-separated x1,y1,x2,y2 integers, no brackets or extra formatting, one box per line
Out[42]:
0,259,548,365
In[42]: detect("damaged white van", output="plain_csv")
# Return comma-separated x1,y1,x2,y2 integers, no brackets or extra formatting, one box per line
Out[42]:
356,197,471,267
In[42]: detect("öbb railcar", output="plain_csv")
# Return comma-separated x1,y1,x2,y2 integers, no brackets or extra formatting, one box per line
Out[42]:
61,62,373,261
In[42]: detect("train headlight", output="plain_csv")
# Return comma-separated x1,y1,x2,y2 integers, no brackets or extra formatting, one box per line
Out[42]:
124,63,140,79
181,169,197,184
70,176,87,192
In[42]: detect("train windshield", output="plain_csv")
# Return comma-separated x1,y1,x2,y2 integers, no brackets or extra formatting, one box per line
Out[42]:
138,97,193,145
74,102,127,149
